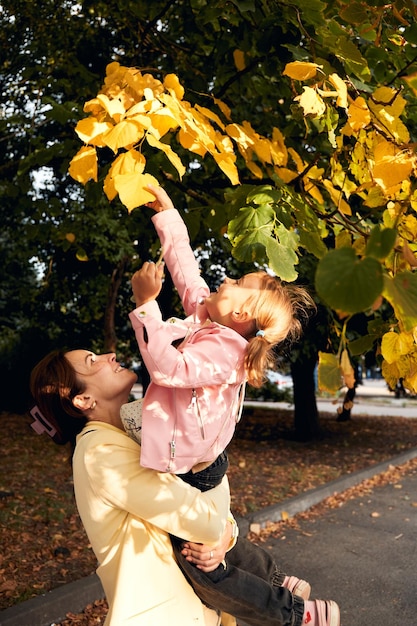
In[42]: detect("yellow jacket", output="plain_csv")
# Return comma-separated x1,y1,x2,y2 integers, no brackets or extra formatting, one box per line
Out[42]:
73,421,234,626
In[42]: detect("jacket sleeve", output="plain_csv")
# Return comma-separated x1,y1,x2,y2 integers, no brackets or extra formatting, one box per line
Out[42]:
81,430,230,544
130,308,246,387
151,208,210,316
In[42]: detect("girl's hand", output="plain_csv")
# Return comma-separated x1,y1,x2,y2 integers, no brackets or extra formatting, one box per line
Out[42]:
180,520,233,573
131,261,165,307
146,185,175,212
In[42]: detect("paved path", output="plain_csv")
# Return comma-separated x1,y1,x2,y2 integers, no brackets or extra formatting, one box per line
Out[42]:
255,462,417,626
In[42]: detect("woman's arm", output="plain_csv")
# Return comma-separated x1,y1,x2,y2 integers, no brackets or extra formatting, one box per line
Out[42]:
82,431,230,545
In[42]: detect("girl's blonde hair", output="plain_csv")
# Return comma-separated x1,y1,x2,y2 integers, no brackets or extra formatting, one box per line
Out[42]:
243,272,316,387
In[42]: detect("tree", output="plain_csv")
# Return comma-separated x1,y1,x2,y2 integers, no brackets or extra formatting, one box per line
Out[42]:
1,0,417,435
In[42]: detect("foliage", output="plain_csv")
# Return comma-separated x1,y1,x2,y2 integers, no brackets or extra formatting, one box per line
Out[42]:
2,0,417,413
68,1,417,396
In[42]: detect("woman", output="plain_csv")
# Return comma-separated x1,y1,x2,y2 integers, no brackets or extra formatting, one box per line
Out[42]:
30,349,234,626
30,349,339,626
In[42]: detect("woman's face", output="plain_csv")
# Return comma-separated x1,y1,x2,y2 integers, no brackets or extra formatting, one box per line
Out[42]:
65,350,137,402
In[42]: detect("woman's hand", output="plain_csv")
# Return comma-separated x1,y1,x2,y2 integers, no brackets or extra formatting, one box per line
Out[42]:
146,185,175,212
180,520,233,572
131,261,165,307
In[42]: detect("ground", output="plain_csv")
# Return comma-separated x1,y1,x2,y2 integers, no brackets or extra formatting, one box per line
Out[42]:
1,405,417,624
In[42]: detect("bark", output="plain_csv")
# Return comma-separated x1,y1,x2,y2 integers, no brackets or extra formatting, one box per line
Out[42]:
290,354,321,441
103,257,128,353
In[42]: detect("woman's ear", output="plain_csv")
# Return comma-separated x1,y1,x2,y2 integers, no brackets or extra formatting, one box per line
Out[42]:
73,395,94,412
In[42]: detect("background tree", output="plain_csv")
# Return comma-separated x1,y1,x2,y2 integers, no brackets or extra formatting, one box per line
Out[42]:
1,0,417,438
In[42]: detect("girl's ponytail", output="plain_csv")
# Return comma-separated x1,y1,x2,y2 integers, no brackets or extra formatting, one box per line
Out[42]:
244,273,315,387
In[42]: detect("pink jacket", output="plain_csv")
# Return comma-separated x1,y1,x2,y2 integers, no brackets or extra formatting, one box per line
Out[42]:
129,209,247,474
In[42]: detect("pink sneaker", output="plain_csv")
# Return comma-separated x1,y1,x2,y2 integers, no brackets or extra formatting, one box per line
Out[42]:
303,600,340,626
282,575,311,600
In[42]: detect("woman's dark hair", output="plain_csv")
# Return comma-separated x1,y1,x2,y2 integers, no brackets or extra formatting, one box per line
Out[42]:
29,350,88,450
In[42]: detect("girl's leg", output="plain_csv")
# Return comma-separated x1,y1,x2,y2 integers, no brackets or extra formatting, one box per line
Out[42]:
226,536,310,599
171,535,304,626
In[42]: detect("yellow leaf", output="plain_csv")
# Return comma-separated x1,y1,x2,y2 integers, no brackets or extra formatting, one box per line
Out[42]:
270,127,288,167
68,146,97,183
146,133,186,178
76,248,89,262
372,142,413,192
274,167,298,183
96,93,126,122
114,172,160,212
369,87,410,143
103,119,144,153
104,150,146,201
323,180,352,215
247,160,264,178
74,118,113,146
194,104,225,131
253,137,272,164
83,96,106,116
328,73,348,109
148,109,178,138
305,181,324,204
288,147,304,172
341,349,355,389
294,87,326,117
318,351,343,393
233,49,246,71
212,152,240,185
65,233,76,243
381,359,401,390
178,128,207,157
381,331,414,364
163,73,185,100
213,96,232,121
283,61,322,81
345,96,371,132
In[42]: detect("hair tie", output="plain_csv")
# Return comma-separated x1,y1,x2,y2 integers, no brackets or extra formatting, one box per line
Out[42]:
256,329,265,338
29,405,58,438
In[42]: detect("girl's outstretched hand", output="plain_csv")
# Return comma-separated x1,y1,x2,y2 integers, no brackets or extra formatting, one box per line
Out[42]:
146,185,175,212
131,261,165,307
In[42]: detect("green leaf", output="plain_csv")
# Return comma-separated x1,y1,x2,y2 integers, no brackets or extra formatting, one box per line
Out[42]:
339,2,369,25
298,230,327,259
246,186,281,205
265,237,298,282
315,247,383,313
383,271,417,332
318,351,342,393
366,226,397,260
348,335,376,356
227,205,275,244
232,229,268,263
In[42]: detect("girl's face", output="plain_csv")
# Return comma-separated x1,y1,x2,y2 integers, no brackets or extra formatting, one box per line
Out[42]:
204,273,262,327
65,350,137,401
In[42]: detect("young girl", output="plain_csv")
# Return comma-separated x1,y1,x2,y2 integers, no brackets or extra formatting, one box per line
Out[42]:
122,186,340,625
125,185,315,487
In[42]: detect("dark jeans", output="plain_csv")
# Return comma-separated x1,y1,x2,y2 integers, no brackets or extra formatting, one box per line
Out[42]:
171,534,304,626
179,451,229,491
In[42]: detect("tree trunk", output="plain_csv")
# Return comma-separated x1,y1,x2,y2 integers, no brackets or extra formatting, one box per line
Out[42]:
103,257,128,353
290,354,321,441
336,386,356,421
